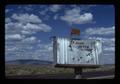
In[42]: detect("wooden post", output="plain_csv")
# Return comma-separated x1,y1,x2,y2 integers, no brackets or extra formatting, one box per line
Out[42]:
74,67,82,79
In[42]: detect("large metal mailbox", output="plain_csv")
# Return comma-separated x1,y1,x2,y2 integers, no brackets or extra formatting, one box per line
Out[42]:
53,37,102,66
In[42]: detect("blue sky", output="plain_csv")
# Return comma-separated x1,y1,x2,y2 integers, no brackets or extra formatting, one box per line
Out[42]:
5,5,115,64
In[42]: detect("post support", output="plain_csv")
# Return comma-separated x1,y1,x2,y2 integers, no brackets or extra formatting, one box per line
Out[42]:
74,67,82,79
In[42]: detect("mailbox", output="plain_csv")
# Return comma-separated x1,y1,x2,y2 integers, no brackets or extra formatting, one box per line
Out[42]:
53,37,102,66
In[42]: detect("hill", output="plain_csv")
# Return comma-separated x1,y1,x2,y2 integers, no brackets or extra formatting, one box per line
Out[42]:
5,59,53,65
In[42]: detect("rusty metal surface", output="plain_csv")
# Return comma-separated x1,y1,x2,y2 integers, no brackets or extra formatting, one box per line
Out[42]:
53,37,102,66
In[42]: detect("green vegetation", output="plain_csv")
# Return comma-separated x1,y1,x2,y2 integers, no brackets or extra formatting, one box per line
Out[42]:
83,65,115,72
5,64,74,76
5,64,115,76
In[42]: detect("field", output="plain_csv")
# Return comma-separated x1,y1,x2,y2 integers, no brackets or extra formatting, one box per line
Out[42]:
5,64,115,79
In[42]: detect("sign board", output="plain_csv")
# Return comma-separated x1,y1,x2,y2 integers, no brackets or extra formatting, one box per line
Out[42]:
53,37,102,66
71,28,80,35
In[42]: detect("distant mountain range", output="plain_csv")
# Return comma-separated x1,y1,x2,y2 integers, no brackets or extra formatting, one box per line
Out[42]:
5,59,114,66
5,59,53,65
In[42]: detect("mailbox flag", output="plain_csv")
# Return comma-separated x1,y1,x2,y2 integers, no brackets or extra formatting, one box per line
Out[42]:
71,28,80,35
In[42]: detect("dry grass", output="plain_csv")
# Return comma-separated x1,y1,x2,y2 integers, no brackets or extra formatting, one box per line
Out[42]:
5,64,115,76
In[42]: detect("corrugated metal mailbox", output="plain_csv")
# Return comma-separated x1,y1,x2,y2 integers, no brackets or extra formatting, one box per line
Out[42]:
53,37,102,66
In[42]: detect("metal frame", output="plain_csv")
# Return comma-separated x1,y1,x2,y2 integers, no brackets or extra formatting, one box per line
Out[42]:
55,64,100,68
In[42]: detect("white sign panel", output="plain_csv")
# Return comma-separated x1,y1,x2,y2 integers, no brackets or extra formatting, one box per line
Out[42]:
53,37,102,65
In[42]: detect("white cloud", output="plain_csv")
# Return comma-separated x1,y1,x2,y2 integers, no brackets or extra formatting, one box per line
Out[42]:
6,22,52,35
5,13,52,35
38,23,52,32
5,22,23,30
5,22,23,35
5,34,23,40
37,42,53,52
39,5,62,20
17,5,33,11
5,13,53,61
5,9,10,13
79,13,93,22
5,9,13,13
85,26,115,35
23,23,42,30
21,30,35,34
38,40,41,43
49,5,62,12
39,8,49,15
54,14,59,20
5,42,53,61
31,43,53,61
22,36,36,42
103,47,115,51
60,7,93,24
5,22,25,36
88,37,115,42
5,18,11,23
23,23,52,33
88,37,115,49
70,5,77,8
6,46,18,51
24,5,33,11
44,43,53,51
12,13,42,23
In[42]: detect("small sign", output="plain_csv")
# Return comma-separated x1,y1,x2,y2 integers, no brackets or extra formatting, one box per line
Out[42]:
71,28,80,36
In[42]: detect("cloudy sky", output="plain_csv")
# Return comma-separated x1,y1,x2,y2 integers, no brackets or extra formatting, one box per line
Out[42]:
5,5,115,64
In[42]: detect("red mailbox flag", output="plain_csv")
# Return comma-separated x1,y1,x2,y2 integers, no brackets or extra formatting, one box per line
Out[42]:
71,28,80,35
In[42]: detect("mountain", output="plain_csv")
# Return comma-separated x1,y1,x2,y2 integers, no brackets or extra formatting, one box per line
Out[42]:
5,59,53,65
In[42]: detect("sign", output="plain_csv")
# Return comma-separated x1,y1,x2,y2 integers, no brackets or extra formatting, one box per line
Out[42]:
71,28,80,35
53,37,102,65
